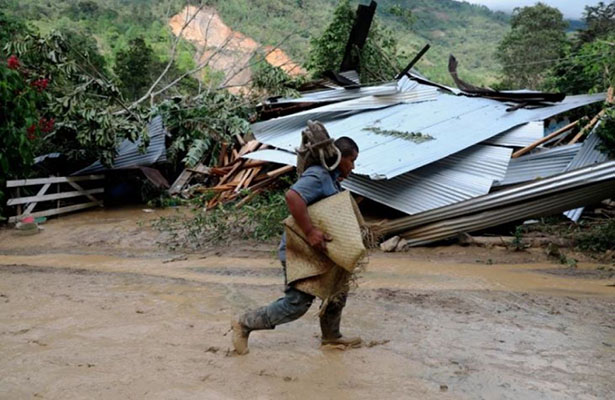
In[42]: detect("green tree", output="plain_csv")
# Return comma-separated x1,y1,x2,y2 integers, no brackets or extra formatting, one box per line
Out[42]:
496,3,568,89
114,37,157,100
305,0,401,84
578,1,615,43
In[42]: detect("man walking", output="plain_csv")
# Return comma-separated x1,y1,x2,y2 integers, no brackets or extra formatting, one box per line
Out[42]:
232,124,361,355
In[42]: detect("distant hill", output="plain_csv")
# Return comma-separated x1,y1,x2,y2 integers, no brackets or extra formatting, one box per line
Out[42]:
214,0,512,85
3,0,515,85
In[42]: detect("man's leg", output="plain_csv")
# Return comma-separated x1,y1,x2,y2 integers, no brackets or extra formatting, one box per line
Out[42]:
232,287,314,354
320,292,361,346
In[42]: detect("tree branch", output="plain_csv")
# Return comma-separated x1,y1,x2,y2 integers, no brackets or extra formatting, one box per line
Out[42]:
129,1,206,109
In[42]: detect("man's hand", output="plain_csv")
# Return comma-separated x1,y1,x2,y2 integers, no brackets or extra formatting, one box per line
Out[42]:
306,228,332,253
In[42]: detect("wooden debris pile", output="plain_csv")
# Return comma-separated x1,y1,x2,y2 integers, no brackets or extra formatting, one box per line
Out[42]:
168,137,294,209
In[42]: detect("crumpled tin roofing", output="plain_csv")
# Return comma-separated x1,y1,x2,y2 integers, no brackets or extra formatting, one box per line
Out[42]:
341,145,511,215
484,121,544,147
244,144,511,216
494,143,582,187
73,116,167,175
253,92,606,180
263,81,398,105
376,160,615,238
401,179,615,246
562,123,609,221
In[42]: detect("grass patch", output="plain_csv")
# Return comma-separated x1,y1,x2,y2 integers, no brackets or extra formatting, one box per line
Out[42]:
575,219,615,253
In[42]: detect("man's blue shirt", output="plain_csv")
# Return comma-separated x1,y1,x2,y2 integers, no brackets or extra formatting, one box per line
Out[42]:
278,165,342,262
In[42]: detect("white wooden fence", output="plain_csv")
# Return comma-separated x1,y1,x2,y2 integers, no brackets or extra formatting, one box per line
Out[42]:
6,175,105,223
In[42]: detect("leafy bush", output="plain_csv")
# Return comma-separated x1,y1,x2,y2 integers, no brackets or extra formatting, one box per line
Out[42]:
576,219,615,253
153,189,288,251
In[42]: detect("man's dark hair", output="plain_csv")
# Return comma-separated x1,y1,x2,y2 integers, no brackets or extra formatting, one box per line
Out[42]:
334,136,359,157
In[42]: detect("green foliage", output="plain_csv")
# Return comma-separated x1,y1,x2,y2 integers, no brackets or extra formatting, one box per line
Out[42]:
305,0,400,83
0,57,45,218
576,219,615,253
543,38,615,94
5,29,145,167
305,0,355,76
154,91,253,167
596,106,615,158
250,57,304,98
153,189,288,250
578,1,615,43
497,2,568,89
114,37,158,100
388,4,415,27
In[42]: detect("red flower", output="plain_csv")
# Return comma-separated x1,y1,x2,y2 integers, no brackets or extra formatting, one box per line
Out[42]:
26,124,37,141
31,78,49,92
39,117,55,133
7,55,19,69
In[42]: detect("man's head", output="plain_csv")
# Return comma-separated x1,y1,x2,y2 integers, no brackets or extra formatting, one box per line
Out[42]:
334,137,359,180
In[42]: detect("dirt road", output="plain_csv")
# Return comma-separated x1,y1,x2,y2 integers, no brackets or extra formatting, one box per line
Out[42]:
1,207,614,399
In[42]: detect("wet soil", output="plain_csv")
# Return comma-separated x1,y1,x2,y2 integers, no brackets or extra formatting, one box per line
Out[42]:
1,206,614,399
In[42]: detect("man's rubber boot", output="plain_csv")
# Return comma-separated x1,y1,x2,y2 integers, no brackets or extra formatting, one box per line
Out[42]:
320,294,362,347
231,318,250,355
231,307,273,355
321,336,362,347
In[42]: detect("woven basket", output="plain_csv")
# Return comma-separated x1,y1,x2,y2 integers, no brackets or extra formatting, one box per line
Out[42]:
284,191,366,299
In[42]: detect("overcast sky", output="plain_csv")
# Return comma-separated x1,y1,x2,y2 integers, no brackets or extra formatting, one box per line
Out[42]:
459,1,603,19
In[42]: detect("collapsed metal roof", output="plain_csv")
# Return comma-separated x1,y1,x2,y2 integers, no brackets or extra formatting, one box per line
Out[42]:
341,145,511,215
375,161,615,239
562,124,609,221
382,161,615,238
494,143,582,187
73,116,167,175
253,90,606,180
484,121,544,147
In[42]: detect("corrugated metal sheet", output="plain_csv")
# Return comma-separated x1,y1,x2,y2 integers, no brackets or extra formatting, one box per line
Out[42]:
242,149,296,166
562,123,609,221
400,179,615,246
341,145,511,215
73,116,167,175
253,92,606,180
376,160,615,237
484,121,544,147
245,144,511,216
494,144,582,187
263,82,398,105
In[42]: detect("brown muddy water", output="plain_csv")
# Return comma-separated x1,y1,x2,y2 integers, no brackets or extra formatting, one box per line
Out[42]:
0,206,614,399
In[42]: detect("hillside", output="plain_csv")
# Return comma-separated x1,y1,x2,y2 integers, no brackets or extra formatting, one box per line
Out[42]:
2,0,515,85
213,0,512,85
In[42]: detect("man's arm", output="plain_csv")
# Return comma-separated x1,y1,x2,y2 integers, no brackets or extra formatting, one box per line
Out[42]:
285,189,331,253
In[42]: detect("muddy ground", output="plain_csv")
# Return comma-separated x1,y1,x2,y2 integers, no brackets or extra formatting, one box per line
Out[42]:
0,207,614,399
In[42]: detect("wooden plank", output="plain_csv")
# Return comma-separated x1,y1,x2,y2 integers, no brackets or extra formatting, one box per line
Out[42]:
218,160,245,185
234,133,246,146
7,175,104,188
235,188,264,208
66,180,103,206
242,166,262,189
218,143,228,166
22,183,50,214
186,166,212,176
8,187,104,206
568,111,605,145
511,120,579,158
8,201,100,223
234,168,254,193
168,169,193,194
266,165,294,178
